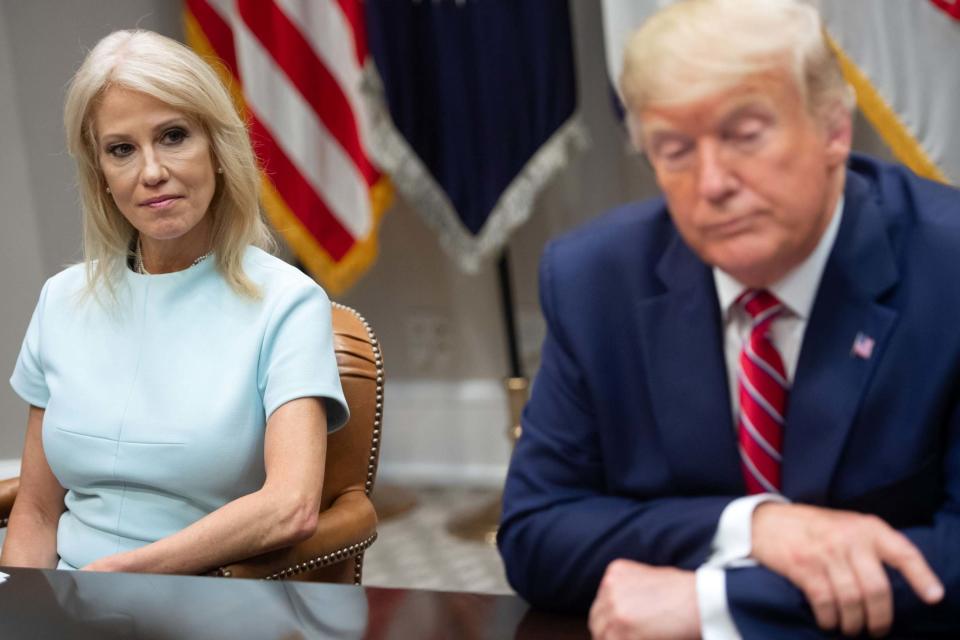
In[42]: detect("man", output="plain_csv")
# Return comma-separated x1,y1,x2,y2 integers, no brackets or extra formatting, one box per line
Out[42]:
497,0,959,638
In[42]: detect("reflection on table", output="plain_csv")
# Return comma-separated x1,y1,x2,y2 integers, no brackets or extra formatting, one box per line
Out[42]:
0,566,589,639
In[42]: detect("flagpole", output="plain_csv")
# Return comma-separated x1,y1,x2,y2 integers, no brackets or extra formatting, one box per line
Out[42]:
497,252,523,379
448,249,529,543
496,250,529,445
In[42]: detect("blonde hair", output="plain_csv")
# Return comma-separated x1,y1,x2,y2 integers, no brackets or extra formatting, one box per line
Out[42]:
64,29,273,301
619,0,854,138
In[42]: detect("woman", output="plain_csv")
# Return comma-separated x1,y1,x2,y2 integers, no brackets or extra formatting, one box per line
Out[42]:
1,30,349,573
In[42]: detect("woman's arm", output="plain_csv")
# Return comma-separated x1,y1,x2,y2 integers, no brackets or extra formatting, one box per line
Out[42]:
0,406,66,568
82,396,327,574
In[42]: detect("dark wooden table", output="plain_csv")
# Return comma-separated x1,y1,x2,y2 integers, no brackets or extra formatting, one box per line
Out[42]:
0,566,589,639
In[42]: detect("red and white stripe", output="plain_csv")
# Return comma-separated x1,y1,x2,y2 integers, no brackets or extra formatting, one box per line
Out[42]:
931,0,960,20
185,0,385,290
738,290,788,495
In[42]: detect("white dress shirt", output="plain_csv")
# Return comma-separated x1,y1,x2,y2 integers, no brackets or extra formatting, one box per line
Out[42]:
696,197,844,639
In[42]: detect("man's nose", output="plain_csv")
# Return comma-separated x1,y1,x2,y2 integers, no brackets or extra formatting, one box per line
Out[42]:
696,140,737,203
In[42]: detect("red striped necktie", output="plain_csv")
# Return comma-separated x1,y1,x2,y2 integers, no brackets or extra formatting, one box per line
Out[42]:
737,290,788,495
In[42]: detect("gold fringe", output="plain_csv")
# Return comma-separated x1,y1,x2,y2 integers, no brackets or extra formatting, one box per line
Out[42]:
827,33,949,184
260,176,391,296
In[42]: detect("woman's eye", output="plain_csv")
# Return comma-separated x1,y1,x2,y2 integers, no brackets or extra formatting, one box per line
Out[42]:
107,143,134,158
161,128,188,144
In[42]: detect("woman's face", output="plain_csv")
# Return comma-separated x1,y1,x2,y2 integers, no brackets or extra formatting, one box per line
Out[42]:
94,87,216,250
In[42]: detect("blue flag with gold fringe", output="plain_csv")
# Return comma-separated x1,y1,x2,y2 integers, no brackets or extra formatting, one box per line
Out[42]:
363,0,587,271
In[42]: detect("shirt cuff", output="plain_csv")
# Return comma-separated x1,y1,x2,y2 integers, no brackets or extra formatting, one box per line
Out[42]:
696,566,742,640
705,493,788,567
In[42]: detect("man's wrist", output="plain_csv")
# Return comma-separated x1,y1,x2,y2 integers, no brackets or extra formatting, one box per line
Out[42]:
695,566,742,640
750,500,793,559
695,494,791,639
707,493,788,567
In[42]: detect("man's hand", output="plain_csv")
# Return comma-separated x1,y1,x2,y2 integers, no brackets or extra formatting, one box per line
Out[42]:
589,560,699,640
752,503,943,637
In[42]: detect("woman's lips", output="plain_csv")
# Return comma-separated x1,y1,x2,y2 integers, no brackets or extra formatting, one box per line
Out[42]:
141,196,183,209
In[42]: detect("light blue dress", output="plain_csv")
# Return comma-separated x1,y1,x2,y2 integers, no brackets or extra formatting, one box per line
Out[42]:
10,247,349,570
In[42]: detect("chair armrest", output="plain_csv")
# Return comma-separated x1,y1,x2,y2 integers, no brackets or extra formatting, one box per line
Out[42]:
210,489,378,581
0,477,19,527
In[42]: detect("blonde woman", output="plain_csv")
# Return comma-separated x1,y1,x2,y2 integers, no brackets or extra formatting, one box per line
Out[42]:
2,30,348,573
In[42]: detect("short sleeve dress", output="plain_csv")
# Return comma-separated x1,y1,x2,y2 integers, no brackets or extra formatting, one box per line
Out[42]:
9,246,349,570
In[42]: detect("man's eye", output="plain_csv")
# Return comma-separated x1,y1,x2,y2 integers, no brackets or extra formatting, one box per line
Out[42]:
732,129,761,144
161,128,188,145
659,142,692,161
107,143,134,157
726,120,767,146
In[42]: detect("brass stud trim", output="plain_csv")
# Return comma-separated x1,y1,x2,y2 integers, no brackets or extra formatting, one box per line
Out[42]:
353,553,365,585
263,532,378,581
331,302,384,500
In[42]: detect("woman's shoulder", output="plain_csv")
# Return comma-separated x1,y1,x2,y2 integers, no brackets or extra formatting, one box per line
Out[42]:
241,246,327,300
39,263,88,302
20,263,95,325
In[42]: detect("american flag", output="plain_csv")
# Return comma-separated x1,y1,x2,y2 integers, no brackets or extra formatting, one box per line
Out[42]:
931,0,960,20
851,332,875,360
184,0,391,295
822,1,959,185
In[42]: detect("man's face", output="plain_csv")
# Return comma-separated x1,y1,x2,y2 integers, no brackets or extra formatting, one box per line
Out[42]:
638,71,850,287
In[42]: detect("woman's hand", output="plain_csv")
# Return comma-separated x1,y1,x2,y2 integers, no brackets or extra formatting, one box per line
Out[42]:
81,554,127,573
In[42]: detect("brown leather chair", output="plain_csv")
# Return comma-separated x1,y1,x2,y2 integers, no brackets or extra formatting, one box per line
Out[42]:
0,302,384,584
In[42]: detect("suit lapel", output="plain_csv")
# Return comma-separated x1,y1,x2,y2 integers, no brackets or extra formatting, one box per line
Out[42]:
636,232,744,494
782,171,900,502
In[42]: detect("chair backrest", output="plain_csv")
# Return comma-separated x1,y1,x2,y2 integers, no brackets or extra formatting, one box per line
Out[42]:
323,303,384,509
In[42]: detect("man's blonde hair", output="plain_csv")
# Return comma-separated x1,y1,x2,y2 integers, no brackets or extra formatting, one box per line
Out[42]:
64,29,273,301
619,0,854,139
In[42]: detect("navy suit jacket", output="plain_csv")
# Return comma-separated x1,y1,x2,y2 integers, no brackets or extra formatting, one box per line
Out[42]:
499,155,960,637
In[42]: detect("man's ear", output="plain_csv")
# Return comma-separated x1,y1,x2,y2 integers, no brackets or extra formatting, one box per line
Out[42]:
626,112,646,153
822,101,853,168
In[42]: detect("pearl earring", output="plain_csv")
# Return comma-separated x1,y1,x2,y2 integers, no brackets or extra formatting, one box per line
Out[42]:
216,167,224,174
106,187,111,194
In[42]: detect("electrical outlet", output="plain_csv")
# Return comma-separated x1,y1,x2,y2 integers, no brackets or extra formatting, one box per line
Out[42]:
404,313,451,373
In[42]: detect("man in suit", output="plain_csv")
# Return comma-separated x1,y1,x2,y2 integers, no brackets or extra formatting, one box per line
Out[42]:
497,0,959,637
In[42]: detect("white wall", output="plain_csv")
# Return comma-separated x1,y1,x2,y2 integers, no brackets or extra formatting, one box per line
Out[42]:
1,0,184,274
0,7,47,458
0,0,183,460
0,1,895,484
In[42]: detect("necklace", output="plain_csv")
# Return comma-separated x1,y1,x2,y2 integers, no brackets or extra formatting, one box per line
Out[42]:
135,237,212,275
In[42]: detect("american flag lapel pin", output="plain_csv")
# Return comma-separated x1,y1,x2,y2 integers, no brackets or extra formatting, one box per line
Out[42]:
851,332,875,360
